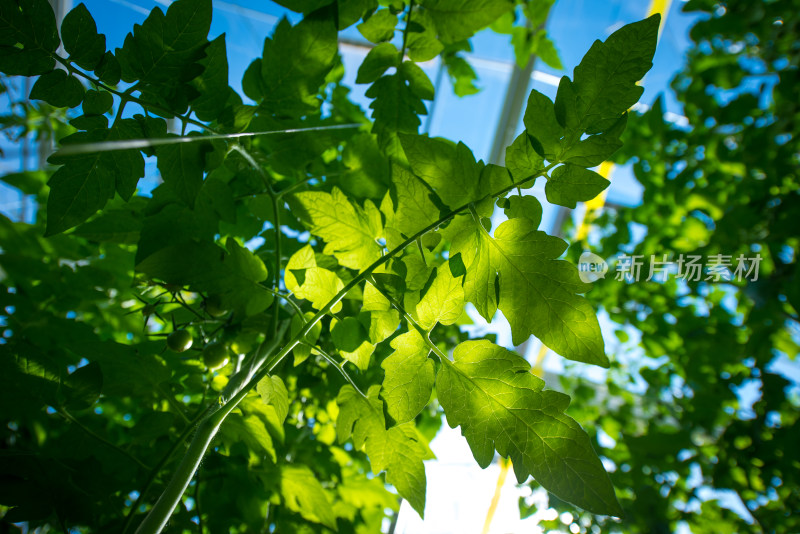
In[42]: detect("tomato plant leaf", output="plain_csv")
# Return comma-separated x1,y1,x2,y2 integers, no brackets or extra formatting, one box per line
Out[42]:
545,163,610,209
0,0,60,75
450,215,607,366
280,465,338,530
337,385,432,517
381,329,434,424
420,0,514,43
61,3,106,70
293,188,383,271
438,340,622,516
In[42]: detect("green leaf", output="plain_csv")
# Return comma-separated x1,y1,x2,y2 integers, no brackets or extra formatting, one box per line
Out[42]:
45,119,145,235
29,70,84,108
357,8,398,43
416,267,464,329
95,51,121,85
366,309,400,343
443,51,479,97
190,34,233,122
293,188,383,271
332,316,369,353
280,465,337,530
61,3,106,70
289,311,323,365
366,74,427,156
545,164,610,209
257,375,289,424
356,42,399,84
340,132,391,199
523,89,563,161
136,238,273,318
559,113,627,167
556,14,660,136
502,195,542,229
421,0,513,43
399,61,435,101
222,413,276,462
381,329,434,424
82,90,113,116
390,163,439,237
337,385,432,516
398,134,481,209
449,215,607,366
404,10,444,62
531,30,562,70
155,137,211,208
257,14,338,116
284,245,345,313
117,0,211,84
437,340,622,516
0,0,59,76
505,132,545,180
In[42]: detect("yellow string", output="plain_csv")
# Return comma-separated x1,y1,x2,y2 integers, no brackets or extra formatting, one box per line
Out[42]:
481,458,511,534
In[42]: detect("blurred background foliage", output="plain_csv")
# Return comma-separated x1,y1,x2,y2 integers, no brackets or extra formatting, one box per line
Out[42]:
539,1,799,532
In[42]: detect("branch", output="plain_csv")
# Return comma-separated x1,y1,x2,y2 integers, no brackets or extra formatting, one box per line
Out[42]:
305,342,367,398
52,55,217,135
133,163,555,534
121,406,213,534
271,194,283,338
367,275,451,365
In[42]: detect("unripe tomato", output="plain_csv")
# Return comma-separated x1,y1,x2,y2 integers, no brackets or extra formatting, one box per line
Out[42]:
167,330,193,352
205,295,228,318
202,342,229,370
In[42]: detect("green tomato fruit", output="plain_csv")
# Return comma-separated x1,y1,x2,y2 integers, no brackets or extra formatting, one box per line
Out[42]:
167,330,193,352
205,295,228,318
202,342,229,370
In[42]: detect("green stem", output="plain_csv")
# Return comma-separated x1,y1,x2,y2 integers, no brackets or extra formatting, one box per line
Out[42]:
306,343,367,398
53,55,218,135
271,194,283,338
400,0,416,59
121,407,211,534
260,285,306,319
157,385,191,425
276,174,318,198
133,163,554,534
367,275,452,366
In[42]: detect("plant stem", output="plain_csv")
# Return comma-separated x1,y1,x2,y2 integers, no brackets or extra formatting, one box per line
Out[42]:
367,275,452,366
306,343,367,398
260,285,306,319
121,407,212,534
133,164,554,534
52,55,218,135
271,194,282,338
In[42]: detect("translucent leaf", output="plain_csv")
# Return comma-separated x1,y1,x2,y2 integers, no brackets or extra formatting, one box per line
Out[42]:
337,385,432,517
381,330,434,424
450,215,607,366
280,465,337,530
293,188,383,271
545,164,610,209
438,340,622,515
